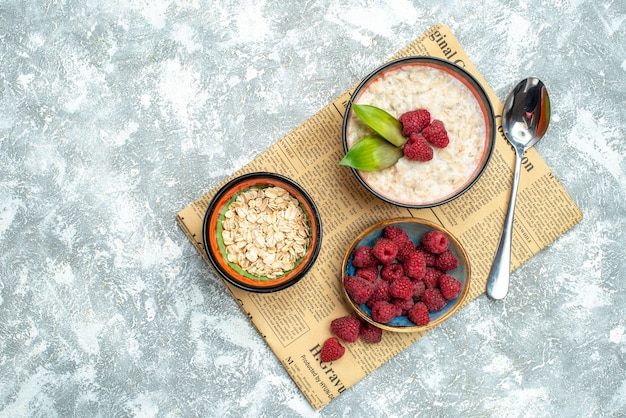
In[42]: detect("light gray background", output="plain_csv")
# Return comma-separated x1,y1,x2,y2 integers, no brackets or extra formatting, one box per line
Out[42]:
1,1,625,417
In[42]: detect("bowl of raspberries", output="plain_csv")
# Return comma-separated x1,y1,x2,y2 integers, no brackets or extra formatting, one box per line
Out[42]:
341,218,471,332
341,56,496,208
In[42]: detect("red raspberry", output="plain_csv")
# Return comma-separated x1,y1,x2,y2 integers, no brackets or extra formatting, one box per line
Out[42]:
356,266,379,282
359,321,383,343
422,267,443,289
320,337,345,362
383,225,410,247
330,316,361,343
407,302,430,326
396,241,415,263
422,288,447,312
435,250,459,272
403,250,426,280
399,109,431,136
344,276,374,304
403,133,433,161
372,238,398,265
412,279,426,301
366,279,390,308
389,276,413,300
380,263,404,282
421,230,449,254
392,297,415,315
439,274,462,300
371,300,401,323
422,119,450,148
352,246,379,268
415,245,436,266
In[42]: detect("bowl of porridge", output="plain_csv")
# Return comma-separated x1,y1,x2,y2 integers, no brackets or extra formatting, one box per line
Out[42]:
342,56,496,208
341,218,471,332
202,172,322,293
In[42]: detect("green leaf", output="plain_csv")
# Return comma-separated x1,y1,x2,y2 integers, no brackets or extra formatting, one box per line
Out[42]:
339,135,403,171
351,103,407,147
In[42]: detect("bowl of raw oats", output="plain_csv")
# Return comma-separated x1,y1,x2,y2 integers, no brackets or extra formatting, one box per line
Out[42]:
341,56,496,208
202,172,322,293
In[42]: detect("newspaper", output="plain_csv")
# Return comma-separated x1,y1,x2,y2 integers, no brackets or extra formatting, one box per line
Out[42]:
176,24,583,410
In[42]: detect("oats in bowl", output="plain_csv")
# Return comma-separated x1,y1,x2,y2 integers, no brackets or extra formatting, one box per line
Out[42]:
203,172,322,293
221,186,310,279
342,56,496,208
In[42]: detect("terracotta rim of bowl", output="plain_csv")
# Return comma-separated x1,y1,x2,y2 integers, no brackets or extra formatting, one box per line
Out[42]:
341,217,471,332
342,56,496,208
203,172,322,293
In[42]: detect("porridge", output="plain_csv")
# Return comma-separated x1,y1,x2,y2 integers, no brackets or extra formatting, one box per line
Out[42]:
346,63,489,206
221,186,310,279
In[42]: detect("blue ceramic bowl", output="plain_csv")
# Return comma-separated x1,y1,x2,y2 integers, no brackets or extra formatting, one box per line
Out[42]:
341,217,471,332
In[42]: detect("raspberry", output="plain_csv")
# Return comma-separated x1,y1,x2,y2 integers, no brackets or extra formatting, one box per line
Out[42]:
439,274,462,300
359,321,383,343
344,276,374,304
371,300,400,323
389,276,413,300
330,316,361,343
399,109,431,136
415,245,436,266
421,230,449,254
352,246,379,268
320,337,345,362
366,279,390,308
422,288,447,312
403,133,433,162
422,267,443,289
392,297,415,315
383,225,410,248
408,302,430,326
435,250,459,272
356,266,379,282
396,241,415,263
404,250,426,280
412,279,426,301
422,119,450,148
381,263,404,282
372,238,398,265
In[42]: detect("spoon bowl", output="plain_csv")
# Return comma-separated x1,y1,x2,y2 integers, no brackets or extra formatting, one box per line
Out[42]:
502,78,550,150
486,78,550,300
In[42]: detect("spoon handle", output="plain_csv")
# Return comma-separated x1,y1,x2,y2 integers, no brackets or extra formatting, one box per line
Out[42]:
486,148,523,300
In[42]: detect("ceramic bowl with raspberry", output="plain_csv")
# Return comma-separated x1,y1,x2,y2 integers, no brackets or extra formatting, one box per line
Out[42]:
202,172,322,293
341,56,496,208
341,218,471,332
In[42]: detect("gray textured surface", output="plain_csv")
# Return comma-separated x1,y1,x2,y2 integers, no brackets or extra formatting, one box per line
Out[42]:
1,1,625,417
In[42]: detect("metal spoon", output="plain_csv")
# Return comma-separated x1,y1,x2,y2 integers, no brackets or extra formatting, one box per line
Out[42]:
486,77,551,300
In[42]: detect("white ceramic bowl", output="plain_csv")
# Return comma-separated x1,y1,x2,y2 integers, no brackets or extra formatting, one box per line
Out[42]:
342,56,496,208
